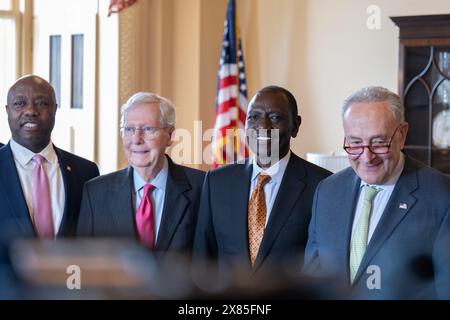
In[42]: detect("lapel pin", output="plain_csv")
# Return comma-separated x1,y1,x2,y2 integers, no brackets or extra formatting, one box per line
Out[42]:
399,202,407,210
66,166,72,172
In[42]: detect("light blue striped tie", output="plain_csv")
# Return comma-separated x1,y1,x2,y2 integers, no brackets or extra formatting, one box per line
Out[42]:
349,185,380,283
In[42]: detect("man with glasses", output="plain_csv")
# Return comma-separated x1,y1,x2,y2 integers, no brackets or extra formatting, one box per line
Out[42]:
303,86,450,299
77,92,205,258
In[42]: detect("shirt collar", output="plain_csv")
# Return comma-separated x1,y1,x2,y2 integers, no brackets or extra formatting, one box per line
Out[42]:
133,156,169,193
360,153,405,190
9,139,58,167
251,151,291,184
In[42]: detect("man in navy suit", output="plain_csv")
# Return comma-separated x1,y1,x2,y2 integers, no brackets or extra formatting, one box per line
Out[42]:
77,92,205,257
304,86,450,299
193,86,332,277
0,75,99,246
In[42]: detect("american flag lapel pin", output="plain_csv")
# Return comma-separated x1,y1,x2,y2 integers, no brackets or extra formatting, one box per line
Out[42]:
399,202,408,210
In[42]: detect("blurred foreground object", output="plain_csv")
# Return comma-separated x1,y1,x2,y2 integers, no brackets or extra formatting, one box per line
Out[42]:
10,239,168,299
8,239,340,299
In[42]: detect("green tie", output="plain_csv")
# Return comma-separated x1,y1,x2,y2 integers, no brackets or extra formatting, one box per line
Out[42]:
349,185,380,283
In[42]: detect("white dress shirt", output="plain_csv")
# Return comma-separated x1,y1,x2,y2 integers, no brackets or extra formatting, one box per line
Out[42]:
249,151,291,226
351,154,405,243
9,139,66,234
134,157,169,242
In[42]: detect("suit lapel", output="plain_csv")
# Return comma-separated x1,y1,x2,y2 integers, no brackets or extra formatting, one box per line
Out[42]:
110,167,136,236
340,170,362,284
0,144,35,235
155,157,190,251
353,158,418,283
55,147,72,236
253,154,306,270
231,161,253,267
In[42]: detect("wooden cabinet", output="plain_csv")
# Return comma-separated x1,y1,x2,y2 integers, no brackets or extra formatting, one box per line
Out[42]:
391,15,450,174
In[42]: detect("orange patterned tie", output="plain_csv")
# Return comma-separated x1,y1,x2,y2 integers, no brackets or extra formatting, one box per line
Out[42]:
248,174,271,266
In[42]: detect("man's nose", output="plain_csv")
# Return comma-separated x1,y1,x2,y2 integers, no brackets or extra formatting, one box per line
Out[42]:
23,102,39,116
360,146,376,161
131,130,144,143
257,115,272,130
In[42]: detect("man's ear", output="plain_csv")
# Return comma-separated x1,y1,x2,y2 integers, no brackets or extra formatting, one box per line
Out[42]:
166,126,175,147
399,121,409,150
292,115,301,138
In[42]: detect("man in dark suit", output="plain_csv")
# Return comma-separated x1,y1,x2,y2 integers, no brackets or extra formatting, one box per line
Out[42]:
77,92,205,257
193,86,332,277
304,86,450,299
0,75,99,246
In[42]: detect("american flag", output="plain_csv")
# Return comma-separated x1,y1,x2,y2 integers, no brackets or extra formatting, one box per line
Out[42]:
212,0,249,168
108,0,138,17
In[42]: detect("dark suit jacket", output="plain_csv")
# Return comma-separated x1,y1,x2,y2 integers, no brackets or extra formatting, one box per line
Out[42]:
77,156,205,256
0,143,4,148
192,152,332,274
0,143,99,245
304,156,450,299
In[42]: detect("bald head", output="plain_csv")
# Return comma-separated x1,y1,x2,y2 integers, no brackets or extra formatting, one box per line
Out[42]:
7,75,56,106
6,75,57,153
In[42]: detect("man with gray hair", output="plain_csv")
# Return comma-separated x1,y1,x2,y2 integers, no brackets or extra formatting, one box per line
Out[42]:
303,86,450,299
77,92,205,257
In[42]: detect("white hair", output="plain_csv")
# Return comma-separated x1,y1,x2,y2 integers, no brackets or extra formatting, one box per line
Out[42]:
120,92,176,128
342,86,404,123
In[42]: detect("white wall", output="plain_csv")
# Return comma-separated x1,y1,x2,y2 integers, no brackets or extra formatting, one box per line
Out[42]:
97,0,120,174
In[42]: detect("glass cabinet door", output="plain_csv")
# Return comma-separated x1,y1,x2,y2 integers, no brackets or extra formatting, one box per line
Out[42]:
403,46,450,174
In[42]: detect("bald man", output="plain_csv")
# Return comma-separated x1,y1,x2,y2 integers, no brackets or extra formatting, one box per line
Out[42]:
0,75,99,247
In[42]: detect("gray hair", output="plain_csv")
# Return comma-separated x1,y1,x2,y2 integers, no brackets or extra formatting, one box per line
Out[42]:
120,92,176,128
342,86,404,123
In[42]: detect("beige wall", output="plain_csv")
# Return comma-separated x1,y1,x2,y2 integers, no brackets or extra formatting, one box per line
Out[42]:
236,0,450,158
3,0,450,172
170,0,201,167
148,0,450,170
114,0,227,170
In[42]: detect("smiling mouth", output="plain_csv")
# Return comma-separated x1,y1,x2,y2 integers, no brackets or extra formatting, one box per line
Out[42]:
22,122,39,129
363,162,382,170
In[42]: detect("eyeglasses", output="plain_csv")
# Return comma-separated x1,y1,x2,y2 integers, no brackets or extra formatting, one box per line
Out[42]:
343,125,401,156
120,126,167,138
